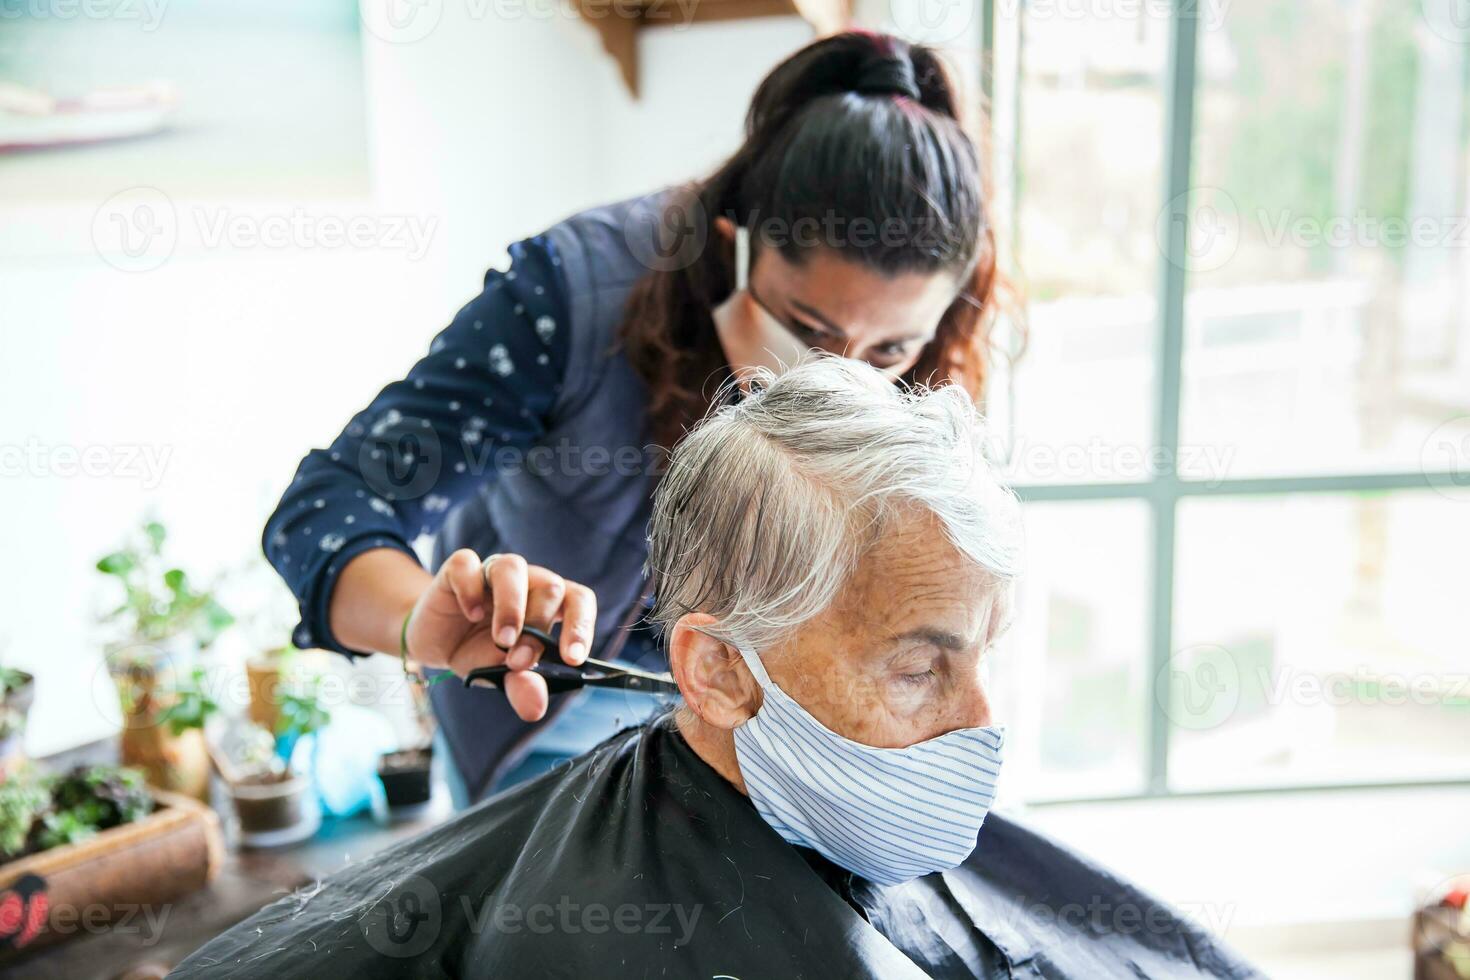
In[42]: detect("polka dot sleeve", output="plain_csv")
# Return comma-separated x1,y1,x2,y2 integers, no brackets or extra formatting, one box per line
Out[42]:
263,236,571,656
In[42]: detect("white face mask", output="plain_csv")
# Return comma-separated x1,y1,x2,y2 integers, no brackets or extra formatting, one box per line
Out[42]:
711,227,814,377
732,643,1005,887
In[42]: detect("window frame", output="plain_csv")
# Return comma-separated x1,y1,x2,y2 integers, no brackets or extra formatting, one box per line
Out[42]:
984,0,1470,802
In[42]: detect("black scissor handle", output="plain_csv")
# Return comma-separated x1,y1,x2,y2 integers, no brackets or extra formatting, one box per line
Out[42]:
462,626,583,693
460,626,680,697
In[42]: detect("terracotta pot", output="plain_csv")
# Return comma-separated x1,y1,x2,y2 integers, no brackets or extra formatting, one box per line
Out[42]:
246,653,288,734
112,660,211,802
119,724,212,802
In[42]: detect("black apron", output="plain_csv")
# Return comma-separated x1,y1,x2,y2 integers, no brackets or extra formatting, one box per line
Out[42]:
170,714,1264,979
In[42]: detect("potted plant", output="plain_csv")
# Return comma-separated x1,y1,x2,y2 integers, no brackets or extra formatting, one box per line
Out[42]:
96,518,233,800
377,672,435,811
0,664,35,778
224,679,330,848
245,643,298,735
0,764,154,863
0,768,49,862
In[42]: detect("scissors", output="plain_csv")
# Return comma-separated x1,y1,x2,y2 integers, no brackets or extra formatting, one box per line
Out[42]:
461,625,680,697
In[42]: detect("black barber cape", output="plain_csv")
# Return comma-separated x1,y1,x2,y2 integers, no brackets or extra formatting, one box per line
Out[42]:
171,712,1263,979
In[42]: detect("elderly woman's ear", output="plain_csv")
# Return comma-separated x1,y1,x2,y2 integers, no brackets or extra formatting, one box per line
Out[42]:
669,614,763,729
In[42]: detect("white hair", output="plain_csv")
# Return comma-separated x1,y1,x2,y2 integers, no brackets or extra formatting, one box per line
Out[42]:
646,355,1023,650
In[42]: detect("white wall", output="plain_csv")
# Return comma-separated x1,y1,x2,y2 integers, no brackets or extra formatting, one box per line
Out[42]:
0,10,813,758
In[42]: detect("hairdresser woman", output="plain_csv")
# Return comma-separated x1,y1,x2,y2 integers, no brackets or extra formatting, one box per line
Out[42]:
264,31,1007,806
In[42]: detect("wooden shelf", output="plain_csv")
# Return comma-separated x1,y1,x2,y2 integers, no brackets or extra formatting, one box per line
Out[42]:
577,0,850,96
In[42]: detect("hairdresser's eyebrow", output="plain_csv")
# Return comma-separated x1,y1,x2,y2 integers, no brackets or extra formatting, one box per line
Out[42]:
788,298,848,339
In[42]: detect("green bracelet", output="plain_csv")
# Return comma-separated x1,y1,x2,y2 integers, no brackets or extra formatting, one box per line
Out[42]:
399,609,419,683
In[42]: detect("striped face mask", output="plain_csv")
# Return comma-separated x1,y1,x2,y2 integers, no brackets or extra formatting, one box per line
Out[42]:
732,644,1005,887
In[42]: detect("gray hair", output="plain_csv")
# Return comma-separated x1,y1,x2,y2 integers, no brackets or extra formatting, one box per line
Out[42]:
646,355,1023,650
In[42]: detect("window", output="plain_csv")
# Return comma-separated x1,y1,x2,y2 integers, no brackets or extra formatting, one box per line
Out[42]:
984,0,1470,800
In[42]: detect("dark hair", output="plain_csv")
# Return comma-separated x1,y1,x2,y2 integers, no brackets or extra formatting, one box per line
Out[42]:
620,31,1014,447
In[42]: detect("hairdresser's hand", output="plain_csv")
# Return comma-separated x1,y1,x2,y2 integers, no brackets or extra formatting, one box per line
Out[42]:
405,550,597,721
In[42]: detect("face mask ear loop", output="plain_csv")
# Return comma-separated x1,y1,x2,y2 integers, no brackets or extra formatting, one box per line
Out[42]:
734,643,774,690
734,225,750,293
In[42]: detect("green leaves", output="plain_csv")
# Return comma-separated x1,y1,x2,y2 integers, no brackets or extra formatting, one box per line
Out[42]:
96,552,135,576
275,679,331,741
95,518,233,650
0,764,151,860
158,667,218,736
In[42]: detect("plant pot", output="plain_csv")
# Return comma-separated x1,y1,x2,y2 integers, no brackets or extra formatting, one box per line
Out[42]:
245,652,288,734
377,747,433,809
111,660,211,801
229,774,319,848
0,788,223,960
119,725,212,802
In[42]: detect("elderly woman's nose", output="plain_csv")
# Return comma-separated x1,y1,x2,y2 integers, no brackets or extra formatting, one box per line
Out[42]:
951,673,993,730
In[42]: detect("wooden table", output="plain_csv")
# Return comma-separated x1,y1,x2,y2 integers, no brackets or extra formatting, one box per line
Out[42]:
4,739,451,980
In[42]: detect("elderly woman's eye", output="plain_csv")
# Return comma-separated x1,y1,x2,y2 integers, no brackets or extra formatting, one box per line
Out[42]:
898,669,938,685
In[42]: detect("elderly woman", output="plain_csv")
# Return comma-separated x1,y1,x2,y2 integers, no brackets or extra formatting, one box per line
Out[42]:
174,359,1260,979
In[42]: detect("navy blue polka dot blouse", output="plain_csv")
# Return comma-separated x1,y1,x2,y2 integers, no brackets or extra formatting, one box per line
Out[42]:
263,237,570,655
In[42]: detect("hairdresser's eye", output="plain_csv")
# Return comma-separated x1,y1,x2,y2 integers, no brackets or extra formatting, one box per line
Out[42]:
866,342,919,370
787,320,832,345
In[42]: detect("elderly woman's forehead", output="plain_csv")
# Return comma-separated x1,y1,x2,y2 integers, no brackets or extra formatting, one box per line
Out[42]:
836,515,1001,615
